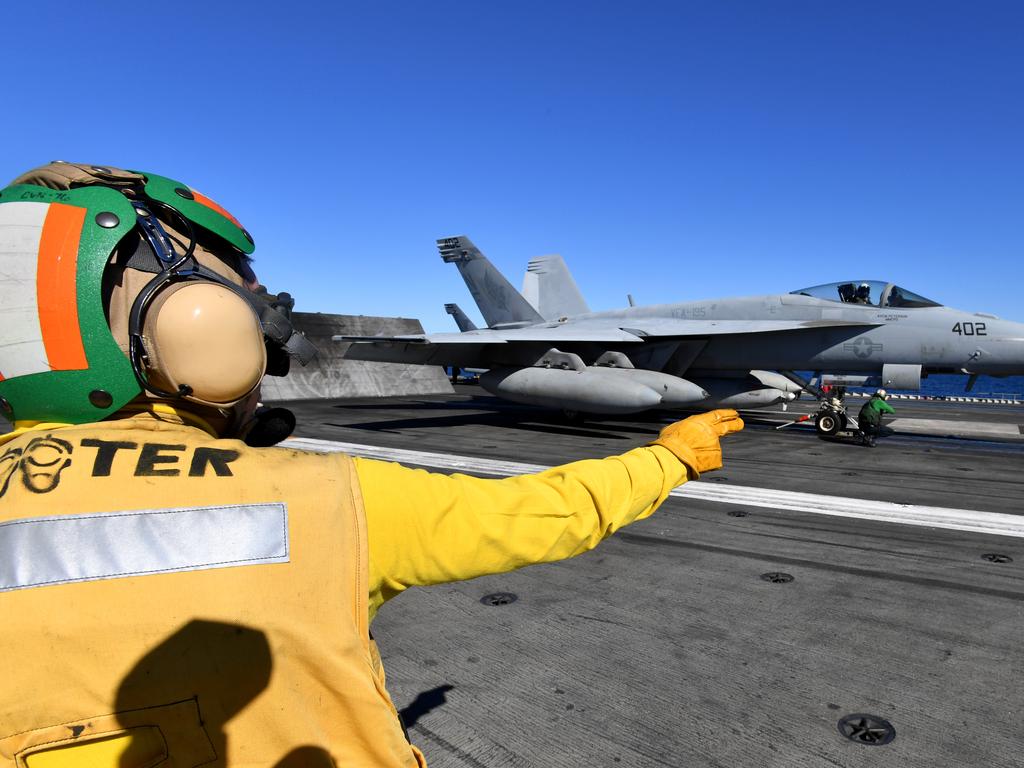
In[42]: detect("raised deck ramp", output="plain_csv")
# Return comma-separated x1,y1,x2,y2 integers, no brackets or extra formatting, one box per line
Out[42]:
260,312,453,401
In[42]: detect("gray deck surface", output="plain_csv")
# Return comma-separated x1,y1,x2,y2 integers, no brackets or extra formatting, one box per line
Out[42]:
283,388,1024,768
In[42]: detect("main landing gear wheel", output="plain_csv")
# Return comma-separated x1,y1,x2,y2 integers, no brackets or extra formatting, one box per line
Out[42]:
815,411,846,436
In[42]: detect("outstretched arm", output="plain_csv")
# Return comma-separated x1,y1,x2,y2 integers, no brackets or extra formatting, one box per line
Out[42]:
356,410,743,619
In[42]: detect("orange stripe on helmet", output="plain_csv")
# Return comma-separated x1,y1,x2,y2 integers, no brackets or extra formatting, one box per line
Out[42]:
37,203,88,371
190,188,244,229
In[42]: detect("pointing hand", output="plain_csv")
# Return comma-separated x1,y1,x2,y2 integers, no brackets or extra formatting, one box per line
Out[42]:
649,409,744,478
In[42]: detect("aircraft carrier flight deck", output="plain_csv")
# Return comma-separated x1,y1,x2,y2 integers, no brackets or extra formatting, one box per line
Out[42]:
279,388,1023,768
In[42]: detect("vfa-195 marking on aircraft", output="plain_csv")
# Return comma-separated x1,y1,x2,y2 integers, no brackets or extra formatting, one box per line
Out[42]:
338,236,1024,430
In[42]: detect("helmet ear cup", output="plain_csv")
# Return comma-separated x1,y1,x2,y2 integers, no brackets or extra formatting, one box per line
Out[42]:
142,282,267,405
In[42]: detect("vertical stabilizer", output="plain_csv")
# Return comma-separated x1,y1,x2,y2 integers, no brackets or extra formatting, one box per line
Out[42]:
521,266,541,314
522,254,590,320
437,236,544,327
444,302,478,332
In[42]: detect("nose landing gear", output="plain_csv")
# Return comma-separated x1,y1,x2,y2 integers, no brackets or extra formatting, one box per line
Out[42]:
776,371,857,439
814,402,849,437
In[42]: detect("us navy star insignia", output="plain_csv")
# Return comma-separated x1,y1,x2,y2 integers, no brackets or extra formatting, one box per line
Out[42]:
843,337,884,359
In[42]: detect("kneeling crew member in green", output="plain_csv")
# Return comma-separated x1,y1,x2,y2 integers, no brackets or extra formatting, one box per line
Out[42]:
0,162,743,768
858,388,896,447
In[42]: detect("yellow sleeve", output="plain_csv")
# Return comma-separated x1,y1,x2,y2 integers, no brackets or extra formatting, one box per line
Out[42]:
354,445,688,620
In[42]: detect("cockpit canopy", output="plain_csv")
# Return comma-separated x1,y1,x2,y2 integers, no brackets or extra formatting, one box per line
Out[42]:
790,281,941,309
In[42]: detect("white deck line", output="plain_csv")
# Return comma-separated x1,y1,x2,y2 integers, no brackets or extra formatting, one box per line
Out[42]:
885,418,1021,439
284,437,1024,539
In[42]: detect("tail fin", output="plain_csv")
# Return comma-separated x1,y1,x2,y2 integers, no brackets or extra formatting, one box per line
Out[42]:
521,254,590,320
437,236,544,327
444,302,478,332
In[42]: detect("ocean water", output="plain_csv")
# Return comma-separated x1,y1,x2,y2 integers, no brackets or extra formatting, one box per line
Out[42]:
853,374,1024,400
802,371,1024,400
916,374,1024,400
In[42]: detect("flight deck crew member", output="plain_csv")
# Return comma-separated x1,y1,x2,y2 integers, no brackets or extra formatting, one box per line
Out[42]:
0,163,743,768
858,388,895,447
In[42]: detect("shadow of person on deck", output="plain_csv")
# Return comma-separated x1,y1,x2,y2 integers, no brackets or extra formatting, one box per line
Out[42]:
116,619,335,767
400,684,455,730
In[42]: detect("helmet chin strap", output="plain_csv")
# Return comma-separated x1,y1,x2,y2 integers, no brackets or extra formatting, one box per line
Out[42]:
127,200,198,399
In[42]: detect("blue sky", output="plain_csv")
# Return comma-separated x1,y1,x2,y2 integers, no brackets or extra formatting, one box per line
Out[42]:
3,1,1022,329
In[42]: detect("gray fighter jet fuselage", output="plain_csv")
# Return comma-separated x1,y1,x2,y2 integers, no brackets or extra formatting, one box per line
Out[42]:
560,290,1021,378
339,237,1024,414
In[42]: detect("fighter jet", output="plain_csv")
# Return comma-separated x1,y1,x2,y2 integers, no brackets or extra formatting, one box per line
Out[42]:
339,236,1024,428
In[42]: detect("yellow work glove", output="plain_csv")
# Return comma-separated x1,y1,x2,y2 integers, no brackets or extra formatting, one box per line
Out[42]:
649,409,744,479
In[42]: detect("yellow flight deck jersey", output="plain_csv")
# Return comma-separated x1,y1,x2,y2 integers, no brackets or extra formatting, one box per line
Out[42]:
0,409,686,767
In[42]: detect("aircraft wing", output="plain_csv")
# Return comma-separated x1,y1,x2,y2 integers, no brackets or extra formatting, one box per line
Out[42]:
610,318,882,338
337,318,883,365
335,326,644,366
336,326,648,345
339,317,878,344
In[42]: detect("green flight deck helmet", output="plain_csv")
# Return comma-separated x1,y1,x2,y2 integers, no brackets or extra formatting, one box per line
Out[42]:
0,162,315,427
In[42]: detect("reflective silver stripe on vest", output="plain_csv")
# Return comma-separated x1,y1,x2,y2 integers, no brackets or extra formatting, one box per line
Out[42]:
0,503,289,592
